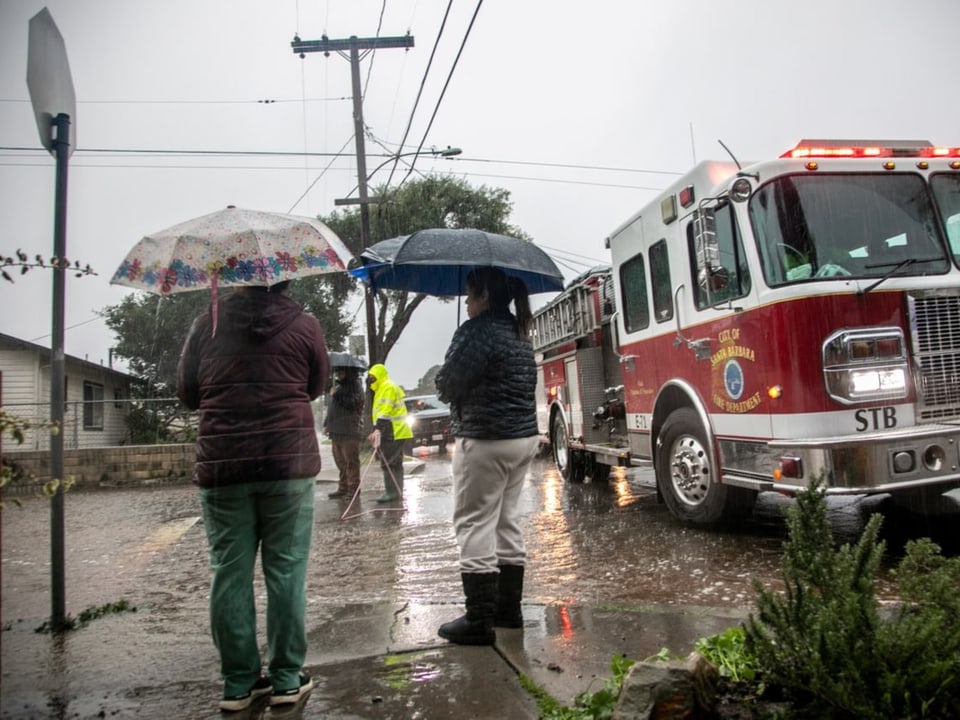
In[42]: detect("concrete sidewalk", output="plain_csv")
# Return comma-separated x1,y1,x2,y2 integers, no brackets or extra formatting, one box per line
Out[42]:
1,593,745,719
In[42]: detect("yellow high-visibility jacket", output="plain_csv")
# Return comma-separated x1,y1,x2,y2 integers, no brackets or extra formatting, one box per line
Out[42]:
367,363,413,441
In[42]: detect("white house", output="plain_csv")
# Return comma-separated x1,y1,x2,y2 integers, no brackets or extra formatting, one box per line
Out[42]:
0,332,137,450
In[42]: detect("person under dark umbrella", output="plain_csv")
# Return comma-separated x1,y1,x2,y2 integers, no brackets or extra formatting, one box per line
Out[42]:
434,267,540,645
323,360,365,499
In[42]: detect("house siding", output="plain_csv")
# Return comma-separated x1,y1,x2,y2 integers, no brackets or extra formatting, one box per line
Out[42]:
1,335,135,450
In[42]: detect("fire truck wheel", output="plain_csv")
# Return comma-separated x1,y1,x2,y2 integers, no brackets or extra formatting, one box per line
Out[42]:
552,413,586,483
656,408,755,527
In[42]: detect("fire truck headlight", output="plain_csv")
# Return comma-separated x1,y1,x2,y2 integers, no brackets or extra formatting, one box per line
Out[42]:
849,367,906,394
822,328,909,405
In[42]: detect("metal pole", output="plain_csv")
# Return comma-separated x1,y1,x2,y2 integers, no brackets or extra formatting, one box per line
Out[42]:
292,33,413,367
347,39,379,366
50,112,70,626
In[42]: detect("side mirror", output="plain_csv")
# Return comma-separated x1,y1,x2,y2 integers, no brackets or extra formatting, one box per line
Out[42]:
693,208,721,285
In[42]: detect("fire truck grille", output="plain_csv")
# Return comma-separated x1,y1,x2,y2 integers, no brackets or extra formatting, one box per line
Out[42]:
910,292,960,422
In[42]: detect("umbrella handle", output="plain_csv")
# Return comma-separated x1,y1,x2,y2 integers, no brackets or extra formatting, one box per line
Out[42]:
210,271,220,337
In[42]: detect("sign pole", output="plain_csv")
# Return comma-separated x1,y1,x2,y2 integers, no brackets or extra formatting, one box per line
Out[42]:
49,112,71,626
27,8,76,628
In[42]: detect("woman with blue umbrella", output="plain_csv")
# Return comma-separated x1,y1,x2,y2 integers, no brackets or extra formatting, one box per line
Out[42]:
434,267,540,645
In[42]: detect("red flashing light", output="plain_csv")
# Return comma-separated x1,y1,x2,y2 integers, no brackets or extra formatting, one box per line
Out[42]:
783,143,960,159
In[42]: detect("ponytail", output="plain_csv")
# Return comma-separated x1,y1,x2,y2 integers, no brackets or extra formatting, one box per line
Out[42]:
466,267,532,339
508,276,532,339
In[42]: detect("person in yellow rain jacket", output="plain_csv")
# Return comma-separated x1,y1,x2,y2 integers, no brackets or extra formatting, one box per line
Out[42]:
366,363,413,503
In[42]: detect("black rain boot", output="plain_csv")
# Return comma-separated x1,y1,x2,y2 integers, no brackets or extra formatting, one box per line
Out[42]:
437,573,497,646
376,474,400,503
494,564,524,628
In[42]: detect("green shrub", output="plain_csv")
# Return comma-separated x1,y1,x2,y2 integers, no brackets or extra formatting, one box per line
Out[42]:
744,480,960,719
695,626,757,684
520,654,635,720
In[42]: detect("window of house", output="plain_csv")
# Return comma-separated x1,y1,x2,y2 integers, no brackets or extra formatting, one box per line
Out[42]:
83,381,104,430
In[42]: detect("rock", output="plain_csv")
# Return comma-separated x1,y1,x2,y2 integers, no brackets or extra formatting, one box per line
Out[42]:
612,651,718,720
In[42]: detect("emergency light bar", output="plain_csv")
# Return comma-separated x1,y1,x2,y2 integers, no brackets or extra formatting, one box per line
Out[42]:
783,141,960,159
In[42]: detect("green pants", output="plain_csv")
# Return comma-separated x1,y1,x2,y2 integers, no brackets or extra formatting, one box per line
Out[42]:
199,478,315,696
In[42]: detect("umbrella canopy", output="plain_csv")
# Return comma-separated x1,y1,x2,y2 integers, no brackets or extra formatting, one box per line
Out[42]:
110,206,353,294
348,228,564,296
328,351,367,370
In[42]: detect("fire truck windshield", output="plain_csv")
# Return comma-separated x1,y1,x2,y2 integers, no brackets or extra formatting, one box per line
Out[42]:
749,173,952,287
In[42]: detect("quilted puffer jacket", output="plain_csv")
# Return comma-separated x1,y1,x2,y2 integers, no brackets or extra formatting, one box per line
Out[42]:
176,289,329,487
435,310,537,439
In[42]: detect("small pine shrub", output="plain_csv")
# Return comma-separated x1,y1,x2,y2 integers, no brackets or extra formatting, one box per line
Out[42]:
744,480,960,719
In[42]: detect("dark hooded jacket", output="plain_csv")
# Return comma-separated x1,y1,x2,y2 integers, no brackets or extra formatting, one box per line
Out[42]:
322,369,364,441
435,310,537,439
176,288,329,487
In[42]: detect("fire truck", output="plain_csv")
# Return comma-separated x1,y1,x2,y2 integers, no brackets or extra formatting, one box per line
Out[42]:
533,139,960,527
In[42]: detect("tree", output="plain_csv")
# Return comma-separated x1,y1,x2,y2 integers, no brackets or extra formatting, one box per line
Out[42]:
414,365,442,395
101,275,354,394
101,175,524,391
320,174,528,362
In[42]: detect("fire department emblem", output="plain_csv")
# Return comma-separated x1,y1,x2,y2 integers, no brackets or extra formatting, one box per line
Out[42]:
724,359,744,400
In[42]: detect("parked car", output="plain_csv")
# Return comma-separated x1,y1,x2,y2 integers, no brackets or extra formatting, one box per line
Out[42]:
404,394,452,453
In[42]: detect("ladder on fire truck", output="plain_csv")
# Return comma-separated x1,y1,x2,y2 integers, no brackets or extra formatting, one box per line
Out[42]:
532,268,611,353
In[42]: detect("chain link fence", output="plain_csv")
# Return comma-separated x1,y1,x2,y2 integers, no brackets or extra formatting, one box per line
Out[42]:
2,396,329,452
2,397,197,451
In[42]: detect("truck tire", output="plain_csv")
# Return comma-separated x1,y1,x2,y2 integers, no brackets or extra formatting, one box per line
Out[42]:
552,413,585,483
655,408,755,527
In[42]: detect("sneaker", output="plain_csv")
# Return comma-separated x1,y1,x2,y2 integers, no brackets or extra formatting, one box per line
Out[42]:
219,675,272,712
269,673,313,706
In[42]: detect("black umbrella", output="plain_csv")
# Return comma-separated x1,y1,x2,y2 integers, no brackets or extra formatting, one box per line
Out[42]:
348,228,564,296
328,351,367,370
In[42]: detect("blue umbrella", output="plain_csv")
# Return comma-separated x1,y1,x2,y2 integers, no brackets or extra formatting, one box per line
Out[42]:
328,351,367,370
348,228,564,296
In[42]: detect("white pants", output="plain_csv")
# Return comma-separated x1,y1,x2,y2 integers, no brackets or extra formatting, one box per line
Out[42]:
451,436,539,573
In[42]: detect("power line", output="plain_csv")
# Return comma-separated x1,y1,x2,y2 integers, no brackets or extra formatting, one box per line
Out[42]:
394,0,483,193
448,156,683,177
382,0,456,190
0,146,683,178
0,96,347,105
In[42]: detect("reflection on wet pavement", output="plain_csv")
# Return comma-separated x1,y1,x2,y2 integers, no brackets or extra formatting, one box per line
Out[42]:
2,442,956,718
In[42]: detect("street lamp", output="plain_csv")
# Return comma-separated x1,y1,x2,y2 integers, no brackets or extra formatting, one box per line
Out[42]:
335,146,462,207
334,145,462,365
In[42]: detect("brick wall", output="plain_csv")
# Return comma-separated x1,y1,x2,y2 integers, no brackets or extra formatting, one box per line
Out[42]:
2,444,195,495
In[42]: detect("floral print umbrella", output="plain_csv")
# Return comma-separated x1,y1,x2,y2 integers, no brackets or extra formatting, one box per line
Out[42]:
110,206,353,294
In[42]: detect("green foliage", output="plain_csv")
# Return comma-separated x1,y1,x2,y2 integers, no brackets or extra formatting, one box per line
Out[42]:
101,292,210,394
0,409,62,509
695,626,758,683
744,479,960,719
1,249,96,283
35,599,137,634
101,280,353,394
320,175,527,362
520,654,635,720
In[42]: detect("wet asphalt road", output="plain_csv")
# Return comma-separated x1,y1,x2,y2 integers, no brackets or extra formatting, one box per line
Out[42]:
2,442,956,718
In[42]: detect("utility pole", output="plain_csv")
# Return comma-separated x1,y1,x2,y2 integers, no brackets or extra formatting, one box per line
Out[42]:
292,33,414,366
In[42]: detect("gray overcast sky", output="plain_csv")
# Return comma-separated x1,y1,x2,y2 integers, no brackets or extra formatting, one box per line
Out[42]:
2,0,959,388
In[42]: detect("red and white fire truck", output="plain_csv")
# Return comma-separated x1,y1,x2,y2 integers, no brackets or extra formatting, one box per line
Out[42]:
534,139,960,527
